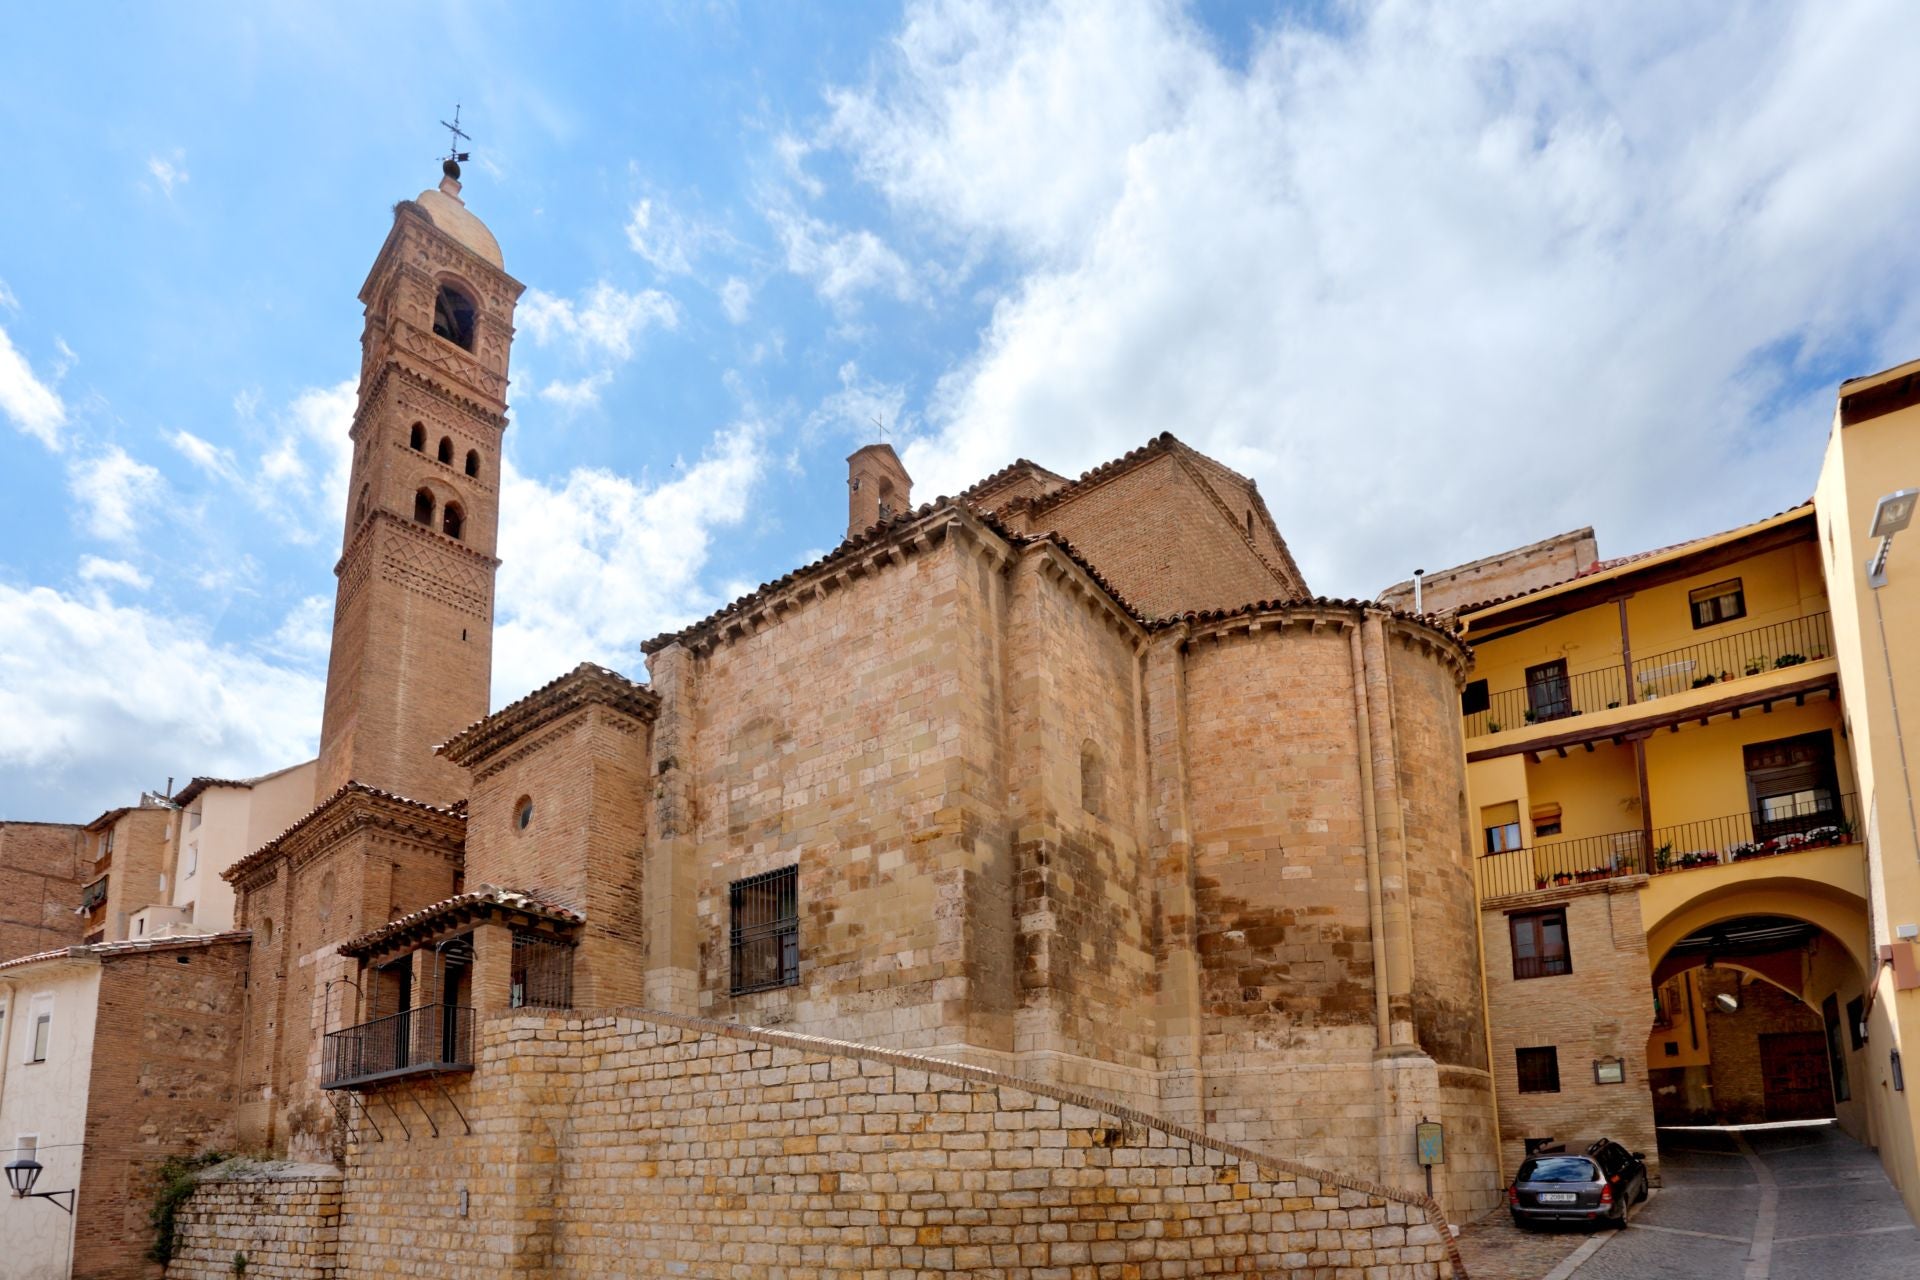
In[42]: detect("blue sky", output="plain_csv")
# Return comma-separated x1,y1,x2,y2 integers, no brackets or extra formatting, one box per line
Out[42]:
4,0,1919,820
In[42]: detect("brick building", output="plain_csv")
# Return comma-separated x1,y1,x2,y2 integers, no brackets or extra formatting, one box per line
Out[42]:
0,822,87,960
193,155,1500,1277
0,932,249,1280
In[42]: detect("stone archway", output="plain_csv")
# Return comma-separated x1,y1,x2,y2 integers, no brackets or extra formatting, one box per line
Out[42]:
1644,909,1871,1138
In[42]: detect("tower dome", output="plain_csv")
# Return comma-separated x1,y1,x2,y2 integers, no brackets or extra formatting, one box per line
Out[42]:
413,170,502,269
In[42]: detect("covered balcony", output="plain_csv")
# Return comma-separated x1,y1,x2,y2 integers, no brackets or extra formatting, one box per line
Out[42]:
321,885,581,1091
1464,612,1834,740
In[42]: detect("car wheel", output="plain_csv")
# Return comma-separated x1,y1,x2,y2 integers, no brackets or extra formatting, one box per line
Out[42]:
1511,1214,1529,1231
1635,1177,1649,1204
1613,1201,1631,1230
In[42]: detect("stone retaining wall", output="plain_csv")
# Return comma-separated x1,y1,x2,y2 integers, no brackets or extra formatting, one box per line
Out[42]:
345,1008,1467,1277
167,1161,340,1280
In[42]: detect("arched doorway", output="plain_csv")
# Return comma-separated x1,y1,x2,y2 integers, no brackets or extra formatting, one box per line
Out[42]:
1646,913,1870,1140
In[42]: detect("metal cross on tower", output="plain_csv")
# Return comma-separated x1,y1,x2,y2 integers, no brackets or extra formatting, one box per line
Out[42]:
440,104,472,165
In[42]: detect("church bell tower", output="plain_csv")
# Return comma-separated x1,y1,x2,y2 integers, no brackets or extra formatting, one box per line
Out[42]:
315,160,524,804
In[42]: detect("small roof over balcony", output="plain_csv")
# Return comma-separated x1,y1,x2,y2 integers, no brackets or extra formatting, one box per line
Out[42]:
338,884,581,962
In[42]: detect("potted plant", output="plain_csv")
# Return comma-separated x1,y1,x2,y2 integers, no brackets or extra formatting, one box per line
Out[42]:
1485,720,1502,734
1553,871,1573,887
1653,843,1675,873
1692,674,1718,688
1745,657,1767,676
1774,653,1807,669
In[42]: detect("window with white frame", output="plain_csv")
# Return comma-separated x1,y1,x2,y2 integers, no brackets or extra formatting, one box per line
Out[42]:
27,995,52,1063
184,841,198,878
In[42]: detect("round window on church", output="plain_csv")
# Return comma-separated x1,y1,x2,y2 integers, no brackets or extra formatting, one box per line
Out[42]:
514,796,534,832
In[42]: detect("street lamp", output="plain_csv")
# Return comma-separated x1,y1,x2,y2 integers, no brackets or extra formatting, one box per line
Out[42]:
4,1158,74,1214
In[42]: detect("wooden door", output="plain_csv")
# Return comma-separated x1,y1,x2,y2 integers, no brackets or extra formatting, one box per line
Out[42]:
1760,1031,1834,1122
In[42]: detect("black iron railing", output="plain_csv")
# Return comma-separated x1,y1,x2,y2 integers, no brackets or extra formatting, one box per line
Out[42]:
1631,613,1833,701
322,1003,474,1090
1650,793,1857,875
1467,666,1630,737
1478,829,1648,900
1465,612,1833,737
729,865,799,995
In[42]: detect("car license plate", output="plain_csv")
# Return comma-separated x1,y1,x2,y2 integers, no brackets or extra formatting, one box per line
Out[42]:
1538,1193,1577,1203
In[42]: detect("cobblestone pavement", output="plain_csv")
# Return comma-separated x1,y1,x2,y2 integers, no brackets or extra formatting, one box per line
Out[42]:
1456,1121,1914,1279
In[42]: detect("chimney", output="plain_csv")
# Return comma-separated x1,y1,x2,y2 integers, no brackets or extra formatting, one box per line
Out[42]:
846,443,912,539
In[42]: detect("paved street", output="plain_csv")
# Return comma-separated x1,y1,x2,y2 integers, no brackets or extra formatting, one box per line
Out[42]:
1457,1120,1915,1279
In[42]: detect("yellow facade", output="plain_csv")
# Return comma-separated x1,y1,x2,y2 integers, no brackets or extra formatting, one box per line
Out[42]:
1460,356,1920,1216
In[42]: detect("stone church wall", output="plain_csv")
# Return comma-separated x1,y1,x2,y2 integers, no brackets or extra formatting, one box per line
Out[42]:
167,1007,1463,1278
168,1162,341,1280
683,534,1019,1056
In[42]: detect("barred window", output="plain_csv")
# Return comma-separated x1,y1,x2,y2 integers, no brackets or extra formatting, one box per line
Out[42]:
730,866,799,995
510,932,574,1010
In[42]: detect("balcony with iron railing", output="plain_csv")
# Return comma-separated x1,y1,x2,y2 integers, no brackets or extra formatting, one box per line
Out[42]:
1476,793,1858,902
321,1003,475,1090
1464,612,1834,739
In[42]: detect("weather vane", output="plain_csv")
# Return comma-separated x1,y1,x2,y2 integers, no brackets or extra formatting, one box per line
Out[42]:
440,104,472,171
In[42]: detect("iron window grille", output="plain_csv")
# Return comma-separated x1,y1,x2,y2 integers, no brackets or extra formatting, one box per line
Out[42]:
510,932,574,1010
730,865,799,995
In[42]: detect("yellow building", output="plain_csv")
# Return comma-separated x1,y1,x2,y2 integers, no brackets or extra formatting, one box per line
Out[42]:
1451,357,1920,1218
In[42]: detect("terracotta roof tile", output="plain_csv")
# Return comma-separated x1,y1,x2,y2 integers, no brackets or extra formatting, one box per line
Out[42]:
221,782,465,885
338,885,582,958
0,929,251,973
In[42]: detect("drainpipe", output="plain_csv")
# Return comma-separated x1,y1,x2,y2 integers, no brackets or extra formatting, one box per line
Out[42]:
1413,570,1425,615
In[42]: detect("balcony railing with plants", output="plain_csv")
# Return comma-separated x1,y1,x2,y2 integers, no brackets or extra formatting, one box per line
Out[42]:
322,1002,475,1090
1464,612,1832,737
1478,829,1649,900
1477,794,1860,900
1649,793,1857,875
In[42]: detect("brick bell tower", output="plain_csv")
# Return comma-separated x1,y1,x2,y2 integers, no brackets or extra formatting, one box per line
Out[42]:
315,159,524,805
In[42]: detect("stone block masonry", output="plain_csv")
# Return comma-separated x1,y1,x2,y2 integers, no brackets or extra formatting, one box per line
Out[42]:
168,1162,341,1279
170,1006,1469,1277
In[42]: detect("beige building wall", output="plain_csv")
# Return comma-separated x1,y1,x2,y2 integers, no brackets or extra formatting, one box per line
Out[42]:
0,957,101,1280
1816,360,1920,1219
166,761,317,932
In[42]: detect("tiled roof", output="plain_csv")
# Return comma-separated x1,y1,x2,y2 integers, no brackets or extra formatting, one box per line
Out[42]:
221,782,465,885
0,929,250,973
438,662,658,767
1159,595,1456,633
338,885,582,958
1452,502,1815,619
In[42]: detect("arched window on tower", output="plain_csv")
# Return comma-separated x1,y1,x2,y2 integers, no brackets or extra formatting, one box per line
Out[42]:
432,284,478,351
409,422,426,451
354,484,369,525
1080,740,1105,819
877,479,896,523
442,501,465,541
437,437,454,465
465,449,481,477
413,489,435,526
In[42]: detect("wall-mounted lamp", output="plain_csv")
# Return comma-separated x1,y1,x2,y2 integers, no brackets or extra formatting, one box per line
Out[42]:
4,1159,75,1214
1866,488,1917,588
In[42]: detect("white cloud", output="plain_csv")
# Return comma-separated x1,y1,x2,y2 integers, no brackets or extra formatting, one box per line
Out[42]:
77,556,151,590
807,361,910,444
192,380,355,545
518,282,680,361
719,276,753,324
68,445,165,543
147,151,189,198
270,594,334,661
0,324,68,449
536,370,615,410
491,421,766,702
767,206,917,307
625,198,720,275
166,427,243,483
0,582,320,818
774,132,825,198
825,0,1920,595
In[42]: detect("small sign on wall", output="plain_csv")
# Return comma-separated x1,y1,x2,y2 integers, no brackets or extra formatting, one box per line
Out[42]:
1594,1057,1626,1085
1416,1121,1445,1167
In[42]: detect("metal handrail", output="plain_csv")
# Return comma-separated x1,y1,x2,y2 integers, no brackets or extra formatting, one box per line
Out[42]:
1649,793,1857,874
1477,829,1647,900
322,1002,474,1089
1464,611,1832,737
